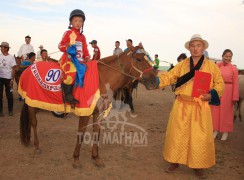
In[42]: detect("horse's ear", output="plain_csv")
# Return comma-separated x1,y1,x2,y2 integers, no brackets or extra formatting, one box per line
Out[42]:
138,42,144,49
126,40,135,52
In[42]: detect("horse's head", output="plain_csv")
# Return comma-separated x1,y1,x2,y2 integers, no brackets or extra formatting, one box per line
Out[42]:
127,42,157,90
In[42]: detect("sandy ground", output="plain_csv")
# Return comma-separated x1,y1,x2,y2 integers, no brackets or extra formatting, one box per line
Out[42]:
0,84,243,180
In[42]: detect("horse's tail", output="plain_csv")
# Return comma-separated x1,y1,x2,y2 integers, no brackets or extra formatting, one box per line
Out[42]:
20,102,31,146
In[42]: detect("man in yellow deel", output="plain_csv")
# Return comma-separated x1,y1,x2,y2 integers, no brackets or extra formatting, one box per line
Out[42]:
157,34,224,178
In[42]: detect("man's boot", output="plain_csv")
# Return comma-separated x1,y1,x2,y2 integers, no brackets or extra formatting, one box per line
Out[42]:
61,83,79,104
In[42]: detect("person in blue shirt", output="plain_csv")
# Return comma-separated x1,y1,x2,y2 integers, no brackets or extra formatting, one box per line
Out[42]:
124,39,133,52
20,52,35,70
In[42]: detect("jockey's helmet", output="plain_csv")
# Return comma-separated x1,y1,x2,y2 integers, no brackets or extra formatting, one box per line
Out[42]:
69,9,85,22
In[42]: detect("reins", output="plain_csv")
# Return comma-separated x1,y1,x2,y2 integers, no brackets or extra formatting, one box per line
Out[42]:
97,52,154,81
97,55,139,81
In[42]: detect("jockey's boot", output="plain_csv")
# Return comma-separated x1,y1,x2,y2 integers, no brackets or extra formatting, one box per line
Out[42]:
61,83,79,104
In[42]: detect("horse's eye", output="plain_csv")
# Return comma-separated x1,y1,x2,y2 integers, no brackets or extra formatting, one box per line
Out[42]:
136,58,141,62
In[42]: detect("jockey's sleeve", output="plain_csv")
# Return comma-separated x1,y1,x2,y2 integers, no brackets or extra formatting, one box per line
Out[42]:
58,31,70,52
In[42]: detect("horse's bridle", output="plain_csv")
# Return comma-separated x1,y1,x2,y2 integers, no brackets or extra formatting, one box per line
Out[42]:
130,55,154,79
97,50,154,82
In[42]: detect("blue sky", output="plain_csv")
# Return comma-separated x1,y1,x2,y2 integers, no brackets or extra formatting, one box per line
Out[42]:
0,0,244,68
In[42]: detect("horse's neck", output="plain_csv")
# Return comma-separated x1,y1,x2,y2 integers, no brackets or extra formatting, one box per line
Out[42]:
98,52,133,93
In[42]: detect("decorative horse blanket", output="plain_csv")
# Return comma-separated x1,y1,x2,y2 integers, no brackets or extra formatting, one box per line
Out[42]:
18,61,100,116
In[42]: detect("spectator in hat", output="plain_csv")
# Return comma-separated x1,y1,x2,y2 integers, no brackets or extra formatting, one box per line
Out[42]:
0,42,17,116
113,41,123,55
124,39,133,52
89,40,100,60
36,45,44,61
157,34,224,178
17,35,34,61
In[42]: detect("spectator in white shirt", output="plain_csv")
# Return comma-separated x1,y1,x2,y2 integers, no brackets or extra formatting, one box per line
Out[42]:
0,42,17,116
17,35,34,61
113,41,123,55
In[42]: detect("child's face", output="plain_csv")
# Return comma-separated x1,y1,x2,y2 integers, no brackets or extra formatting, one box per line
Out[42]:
71,16,83,30
30,56,36,63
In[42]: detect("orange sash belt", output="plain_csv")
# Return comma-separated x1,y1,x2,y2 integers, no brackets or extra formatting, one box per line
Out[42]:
176,95,208,121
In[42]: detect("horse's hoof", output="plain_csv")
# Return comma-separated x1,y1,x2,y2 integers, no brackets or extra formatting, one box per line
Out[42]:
73,162,82,169
92,157,105,168
34,149,41,154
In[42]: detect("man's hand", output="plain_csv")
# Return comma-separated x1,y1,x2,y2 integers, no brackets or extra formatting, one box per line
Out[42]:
9,80,14,89
200,93,211,101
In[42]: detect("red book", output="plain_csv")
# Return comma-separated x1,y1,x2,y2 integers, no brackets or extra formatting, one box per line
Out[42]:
192,71,211,98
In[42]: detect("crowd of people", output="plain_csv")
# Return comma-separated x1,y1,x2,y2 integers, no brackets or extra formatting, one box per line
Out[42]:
0,8,241,179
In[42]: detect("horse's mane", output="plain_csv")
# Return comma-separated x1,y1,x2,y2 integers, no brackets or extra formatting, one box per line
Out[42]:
99,51,128,63
99,46,143,63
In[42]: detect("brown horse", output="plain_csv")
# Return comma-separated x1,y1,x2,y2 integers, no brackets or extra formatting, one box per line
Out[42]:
234,70,244,122
19,43,157,167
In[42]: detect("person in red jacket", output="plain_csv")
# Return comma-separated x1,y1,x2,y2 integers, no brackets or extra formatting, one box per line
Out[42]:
89,40,101,60
58,9,90,105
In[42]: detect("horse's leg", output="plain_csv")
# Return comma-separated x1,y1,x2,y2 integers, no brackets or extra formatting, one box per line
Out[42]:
73,116,90,168
113,90,118,108
28,107,40,153
123,88,127,104
91,108,105,167
239,99,243,122
128,87,134,112
234,101,238,122
20,103,31,146
120,89,125,109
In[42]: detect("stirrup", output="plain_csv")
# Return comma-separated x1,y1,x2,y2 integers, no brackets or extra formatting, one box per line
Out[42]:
65,94,79,104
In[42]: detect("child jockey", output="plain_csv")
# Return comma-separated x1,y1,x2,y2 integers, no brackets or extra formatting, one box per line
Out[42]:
58,9,90,105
